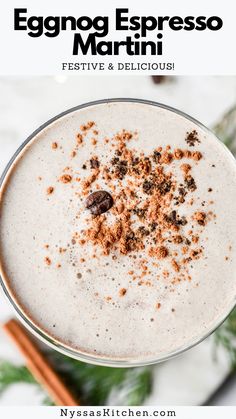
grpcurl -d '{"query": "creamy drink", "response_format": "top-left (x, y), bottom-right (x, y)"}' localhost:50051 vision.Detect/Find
top-left (0, 100), bottom-right (236, 365)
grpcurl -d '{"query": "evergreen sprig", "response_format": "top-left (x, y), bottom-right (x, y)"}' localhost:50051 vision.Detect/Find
top-left (0, 361), bottom-right (36, 393)
top-left (212, 106), bottom-right (236, 369)
top-left (47, 352), bottom-right (153, 405)
top-left (0, 354), bottom-right (152, 406)
top-left (214, 309), bottom-right (236, 370)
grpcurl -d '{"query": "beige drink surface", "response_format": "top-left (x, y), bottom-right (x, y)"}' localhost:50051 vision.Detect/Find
top-left (1, 101), bottom-right (236, 362)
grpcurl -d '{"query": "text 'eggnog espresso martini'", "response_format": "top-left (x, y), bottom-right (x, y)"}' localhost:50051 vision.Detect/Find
top-left (0, 100), bottom-right (236, 365)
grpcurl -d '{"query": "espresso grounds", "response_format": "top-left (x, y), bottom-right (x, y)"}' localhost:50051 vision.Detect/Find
top-left (53, 125), bottom-right (213, 291)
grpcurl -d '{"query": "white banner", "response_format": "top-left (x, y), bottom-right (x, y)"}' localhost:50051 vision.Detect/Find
top-left (0, 406), bottom-right (236, 419)
top-left (0, 0), bottom-right (235, 75)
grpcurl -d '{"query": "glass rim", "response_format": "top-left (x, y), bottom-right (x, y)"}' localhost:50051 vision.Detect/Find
top-left (0, 97), bottom-right (236, 368)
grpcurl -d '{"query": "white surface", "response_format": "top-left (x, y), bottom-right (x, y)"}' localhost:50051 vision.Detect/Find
top-left (0, 75), bottom-right (236, 405)
top-left (1, 406), bottom-right (236, 419)
top-left (1, 0), bottom-right (236, 75)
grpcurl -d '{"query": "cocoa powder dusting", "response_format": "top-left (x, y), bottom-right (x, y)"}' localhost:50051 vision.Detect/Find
top-left (193, 211), bottom-right (207, 226)
top-left (185, 130), bottom-right (201, 147)
top-left (49, 124), bottom-right (215, 293)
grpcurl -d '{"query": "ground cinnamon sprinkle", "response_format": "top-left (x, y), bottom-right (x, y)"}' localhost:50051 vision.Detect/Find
top-left (60, 174), bottom-right (72, 183)
top-left (174, 149), bottom-right (184, 160)
top-left (192, 151), bottom-right (202, 161)
top-left (115, 201), bottom-right (125, 215)
top-left (81, 171), bottom-right (99, 192)
top-left (160, 151), bottom-right (173, 164)
top-left (47, 124), bottom-right (215, 288)
top-left (59, 247), bottom-right (67, 253)
top-left (171, 259), bottom-right (180, 272)
top-left (181, 246), bottom-right (189, 255)
top-left (190, 249), bottom-right (202, 260)
top-left (193, 211), bottom-right (206, 226)
top-left (173, 235), bottom-right (183, 244)
top-left (76, 134), bottom-right (83, 145)
top-left (44, 257), bottom-right (51, 266)
top-left (162, 270), bottom-right (170, 278)
top-left (115, 129), bottom-right (133, 142)
top-left (183, 150), bottom-right (192, 158)
top-left (180, 163), bottom-right (191, 175)
top-left (119, 288), bottom-right (127, 297)
top-left (80, 121), bottom-right (95, 131)
top-left (51, 142), bottom-right (58, 150)
top-left (191, 235), bottom-right (199, 243)
top-left (46, 186), bottom-right (54, 195)
top-left (149, 246), bottom-right (169, 259)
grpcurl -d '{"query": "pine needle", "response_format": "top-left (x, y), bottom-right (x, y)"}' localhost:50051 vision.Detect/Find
top-left (47, 352), bottom-right (153, 405)
top-left (0, 354), bottom-right (152, 405)
top-left (214, 309), bottom-right (236, 370)
top-left (0, 361), bottom-right (36, 393)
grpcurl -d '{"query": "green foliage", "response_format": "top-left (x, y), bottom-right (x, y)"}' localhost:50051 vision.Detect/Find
top-left (214, 308), bottom-right (236, 370)
top-left (0, 353), bottom-right (152, 406)
top-left (0, 361), bottom-right (36, 393)
top-left (212, 110), bottom-right (236, 370)
top-left (213, 105), bottom-right (236, 155)
top-left (119, 367), bottom-right (153, 405)
top-left (47, 352), bottom-right (153, 405)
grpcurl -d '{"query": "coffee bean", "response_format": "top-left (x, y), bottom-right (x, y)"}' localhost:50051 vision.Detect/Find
top-left (151, 76), bottom-right (166, 84)
top-left (85, 190), bottom-right (113, 215)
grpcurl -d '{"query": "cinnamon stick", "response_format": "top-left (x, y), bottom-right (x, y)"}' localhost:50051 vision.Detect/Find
top-left (2, 318), bottom-right (79, 406)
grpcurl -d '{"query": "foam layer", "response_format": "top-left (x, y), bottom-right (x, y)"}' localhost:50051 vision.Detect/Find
top-left (1, 101), bottom-right (236, 363)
